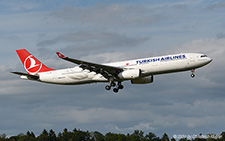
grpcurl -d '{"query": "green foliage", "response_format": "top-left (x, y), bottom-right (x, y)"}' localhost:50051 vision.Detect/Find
top-left (161, 133), bottom-right (170, 141)
top-left (145, 132), bottom-right (159, 141)
top-left (0, 129), bottom-right (224, 141)
top-left (93, 131), bottom-right (105, 141)
top-left (105, 132), bottom-right (127, 141)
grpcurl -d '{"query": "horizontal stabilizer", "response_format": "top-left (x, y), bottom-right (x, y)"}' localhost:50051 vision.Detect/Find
top-left (11, 72), bottom-right (39, 80)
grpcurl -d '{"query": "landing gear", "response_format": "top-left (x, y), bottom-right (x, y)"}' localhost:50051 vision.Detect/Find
top-left (191, 69), bottom-right (195, 78)
top-left (117, 82), bottom-right (124, 90)
top-left (105, 81), bottom-right (124, 93)
top-left (105, 81), bottom-right (116, 91)
top-left (118, 84), bottom-right (124, 89)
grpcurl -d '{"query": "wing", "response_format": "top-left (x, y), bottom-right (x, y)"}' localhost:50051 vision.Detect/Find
top-left (56, 52), bottom-right (123, 81)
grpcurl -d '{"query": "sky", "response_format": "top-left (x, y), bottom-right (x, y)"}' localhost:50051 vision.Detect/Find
top-left (1, 0), bottom-right (225, 138)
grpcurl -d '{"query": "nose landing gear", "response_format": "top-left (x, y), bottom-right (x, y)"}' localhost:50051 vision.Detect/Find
top-left (191, 69), bottom-right (195, 78)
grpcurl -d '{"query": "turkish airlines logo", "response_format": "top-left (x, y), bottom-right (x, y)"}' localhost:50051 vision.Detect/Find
top-left (24, 55), bottom-right (42, 74)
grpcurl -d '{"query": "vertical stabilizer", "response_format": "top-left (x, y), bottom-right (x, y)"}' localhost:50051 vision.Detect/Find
top-left (16, 49), bottom-right (55, 74)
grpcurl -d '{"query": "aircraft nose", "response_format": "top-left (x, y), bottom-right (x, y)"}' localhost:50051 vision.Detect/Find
top-left (206, 57), bottom-right (212, 64)
top-left (208, 57), bottom-right (212, 63)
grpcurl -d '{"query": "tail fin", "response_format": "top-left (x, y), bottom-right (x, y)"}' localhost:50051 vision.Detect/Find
top-left (16, 49), bottom-right (55, 74)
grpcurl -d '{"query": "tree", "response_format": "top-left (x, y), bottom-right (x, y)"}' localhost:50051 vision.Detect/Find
top-left (93, 131), bottom-right (105, 141)
top-left (62, 128), bottom-right (72, 140)
top-left (37, 129), bottom-right (49, 141)
top-left (0, 134), bottom-right (6, 140)
top-left (146, 132), bottom-right (159, 141)
top-left (30, 131), bottom-right (36, 138)
top-left (117, 133), bottom-right (127, 141)
top-left (2, 128), bottom-right (225, 141)
top-left (49, 129), bottom-right (57, 141)
top-left (130, 130), bottom-right (145, 141)
top-left (194, 133), bottom-right (207, 141)
top-left (72, 130), bottom-right (90, 141)
top-left (161, 133), bottom-right (169, 141)
top-left (73, 128), bottom-right (77, 133)
top-left (63, 128), bottom-right (68, 133)
top-left (221, 132), bottom-right (225, 140)
top-left (57, 132), bottom-right (63, 140)
top-left (105, 132), bottom-right (119, 141)
top-left (179, 138), bottom-right (190, 141)
top-left (23, 131), bottom-right (36, 141)
top-left (171, 137), bottom-right (176, 141)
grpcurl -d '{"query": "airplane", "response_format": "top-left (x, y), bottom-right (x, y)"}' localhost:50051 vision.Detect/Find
top-left (12, 49), bottom-right (212, 93)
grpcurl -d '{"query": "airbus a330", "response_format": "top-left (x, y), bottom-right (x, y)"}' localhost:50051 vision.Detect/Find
top-left (12, 49), bottom-right (212, 93)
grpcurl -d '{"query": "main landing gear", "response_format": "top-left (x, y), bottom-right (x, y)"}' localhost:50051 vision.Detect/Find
top-left (105, 81), bottom-right (124, 93)
top-left (191, 69), bottom-right (195, 78)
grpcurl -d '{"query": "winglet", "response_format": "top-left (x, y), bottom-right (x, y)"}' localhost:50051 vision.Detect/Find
top-left (56, 52), bottom-right (66, 58)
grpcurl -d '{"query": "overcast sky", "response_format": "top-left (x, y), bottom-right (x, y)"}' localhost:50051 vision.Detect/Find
top-left (1, 0), bottom-right (225, 138)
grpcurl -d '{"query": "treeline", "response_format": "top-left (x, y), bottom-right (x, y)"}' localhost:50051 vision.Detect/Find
top-left (0, 128), bottom-right (224, 141)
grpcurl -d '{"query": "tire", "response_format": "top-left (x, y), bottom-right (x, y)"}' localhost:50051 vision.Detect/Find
top-left (113, 88), bottom-right (119, 93)
top-left (105, 85), bottom-right (111, 90)
top-left (111, 82), bottom-right (116, 87)
top-left (118, 85), bottom-right (124, 89)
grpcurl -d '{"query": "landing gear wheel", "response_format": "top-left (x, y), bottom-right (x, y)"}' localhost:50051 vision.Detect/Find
top-left (118, 85), bottom-right (124, 89)
top-left (191, 74), bottom-right (195, 78)
top-left (110, 82), bottom-right (116, 87)
top-left (191, 69), bottom-right (195, 78)
top-left (113, 88), bottom-right (119, 93)
top-left (105, 85), bottom-right (111, 90)
top-left (105, 81), bottom-right (124, 92)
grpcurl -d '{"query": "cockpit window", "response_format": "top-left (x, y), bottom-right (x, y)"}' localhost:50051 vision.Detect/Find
top-left (201, 55), bottom-right (207, 57)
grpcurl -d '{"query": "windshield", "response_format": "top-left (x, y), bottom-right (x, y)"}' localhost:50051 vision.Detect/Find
top-left (201, 55), bottom-right (207, 57)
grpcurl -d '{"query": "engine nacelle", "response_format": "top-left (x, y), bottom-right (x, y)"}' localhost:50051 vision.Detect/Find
top-left (131, 75), bottom-right (154, 84)
top-left (118, 69), bottom-right (141, 80)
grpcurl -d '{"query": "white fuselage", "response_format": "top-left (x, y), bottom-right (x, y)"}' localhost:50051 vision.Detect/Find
top-left (31, 53), bottom-right (212, 85)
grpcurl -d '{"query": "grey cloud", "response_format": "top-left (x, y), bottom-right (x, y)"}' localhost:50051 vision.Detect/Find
top-left (108, 122), bottom-right (154, 133)
top-left (216, 32), bottom-right (225, 39)
top-left (206, 1), bottom-right (225, 10)
top-left (0, 1), bottom-right (40, 12)
top-left (170, 38), bottom-right (225, 99)
top-left (8, 35), bottom-right (19, 40)
top-left (38, 31), bottom-right (149, 47)
top-left (37, 31), bottom-right (150, 63)
top-left (50, 4), bottom-right (165, 27)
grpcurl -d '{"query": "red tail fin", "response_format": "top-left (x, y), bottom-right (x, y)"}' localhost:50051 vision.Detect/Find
top-left (16, 49), bottom-right (55, 74)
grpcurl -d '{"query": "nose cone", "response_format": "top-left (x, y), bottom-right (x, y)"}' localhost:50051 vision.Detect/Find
top-left (194, 54), bottom-right (212, 68)
top-left (207, 57), bottom-right (213, 64)
top-left (202, 57), bottom-right (212, 66)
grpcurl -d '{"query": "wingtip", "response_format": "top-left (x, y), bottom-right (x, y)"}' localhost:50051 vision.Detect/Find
top-left (56, 52), bottom-right (66, 58)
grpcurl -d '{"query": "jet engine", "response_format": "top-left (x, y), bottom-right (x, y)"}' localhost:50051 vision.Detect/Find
top-left (118, 69), bottom-right (141, 80)
top-left (131, 75), bottom-right (153, 84)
